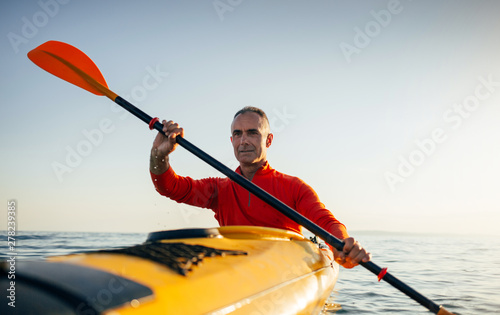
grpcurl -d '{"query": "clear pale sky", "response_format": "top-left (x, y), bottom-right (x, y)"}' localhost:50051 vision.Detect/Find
top-left (1, 0), bottom-right (499, 236)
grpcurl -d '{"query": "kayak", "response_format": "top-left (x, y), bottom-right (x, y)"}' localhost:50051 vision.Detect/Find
top-left (2, 226), bottom-right (339, 315)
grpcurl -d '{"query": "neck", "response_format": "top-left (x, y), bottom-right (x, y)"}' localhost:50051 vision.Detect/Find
top-left (240, 160), bottom-right (266, 180)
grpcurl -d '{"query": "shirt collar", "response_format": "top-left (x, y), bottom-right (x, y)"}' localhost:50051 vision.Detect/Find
top-left (235, 161), bottom-right (273, 176)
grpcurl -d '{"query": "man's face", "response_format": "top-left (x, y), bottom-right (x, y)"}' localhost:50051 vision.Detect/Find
top-left (231, 112), bottom-right (272, 167)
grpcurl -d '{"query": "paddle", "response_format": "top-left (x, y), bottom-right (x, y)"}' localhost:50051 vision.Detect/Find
top-left (28, 40), bottom-right (454, 315)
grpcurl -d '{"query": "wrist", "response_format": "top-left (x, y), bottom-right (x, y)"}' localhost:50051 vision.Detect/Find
top-left (150, 149), bottom-right (169, 175)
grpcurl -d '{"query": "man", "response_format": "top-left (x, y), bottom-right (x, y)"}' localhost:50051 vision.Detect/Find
top-left (150, 106), bottom-right (371, 268)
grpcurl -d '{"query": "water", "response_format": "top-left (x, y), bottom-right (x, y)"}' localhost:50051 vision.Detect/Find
top-left (328, 232), bottom-right (500, 315)
top-left (1, 231), bottom-right (499, 314)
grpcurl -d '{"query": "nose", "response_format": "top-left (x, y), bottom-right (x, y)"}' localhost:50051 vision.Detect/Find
top-left (239, 133), bottom-right (249, 145)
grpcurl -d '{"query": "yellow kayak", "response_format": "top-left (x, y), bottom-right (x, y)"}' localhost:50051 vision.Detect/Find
top-left (3, 226), bottom-right (339, 314)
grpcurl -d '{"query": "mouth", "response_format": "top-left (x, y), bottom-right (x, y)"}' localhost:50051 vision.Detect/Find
top-left (238, 149), bottom-right (255, 154)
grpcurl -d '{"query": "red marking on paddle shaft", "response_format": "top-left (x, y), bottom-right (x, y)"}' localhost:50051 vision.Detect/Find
top-left (149, 117), bottom-right (160, 130)
top-left (378, 267), bottom-right (388, 281)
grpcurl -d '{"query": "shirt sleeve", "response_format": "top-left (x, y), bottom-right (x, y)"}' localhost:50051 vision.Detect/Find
top-left (150, 167), bottom-right (218, 209)
top-left (294, 179), bottom-right (349, 240)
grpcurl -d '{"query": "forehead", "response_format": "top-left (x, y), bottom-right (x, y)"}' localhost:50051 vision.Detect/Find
top-left (231, 112), bottom-right (266, 131)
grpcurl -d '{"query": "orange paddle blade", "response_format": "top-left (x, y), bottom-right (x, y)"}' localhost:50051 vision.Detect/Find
top-left (28, 41), bottom-right (114, 98)
top-left (437, 307), bottom-right (456, 315)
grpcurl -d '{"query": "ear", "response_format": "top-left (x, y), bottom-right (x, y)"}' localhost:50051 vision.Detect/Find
top-left (230, 136), bottom-right (233, 143)
top-left (266, 133), bottom-right (273, 148)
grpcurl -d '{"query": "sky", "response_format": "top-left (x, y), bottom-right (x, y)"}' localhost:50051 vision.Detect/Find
top-left (1, 0), bottom-right (499, 236)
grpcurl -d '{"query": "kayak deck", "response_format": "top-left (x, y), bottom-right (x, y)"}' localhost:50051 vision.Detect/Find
top-left (4, 226), bottom-right (339, 314)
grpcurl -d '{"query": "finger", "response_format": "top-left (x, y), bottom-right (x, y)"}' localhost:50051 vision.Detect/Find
top-left (342, 237), bottom-right (355, 253)
top-left (169, 127), bottom-right (185, 140)
top-left (362, 251), bottom-right (372, 263)
top-left (164, 120), bottom-right (174, 135)
top-left (161, 120), bottom-right (169, 134)
top-left (338, 238), bottom-right (372, 268)
top-left (164, 121), bottom-right (183, 136)
top-left (348, 245), bottom-right (372, 266)
top-left (160, 121), bottom-right (180, 141)
top-left (164, 120), bottom-right (179, 132)
top-left (167, 127), bottom-right (183, 140)
top-left (341, 241), bottom-right (361, 266)
top-left (350, 248), bottom-right (367, 265)
top-left (166, 121), bottom-right (177, 131)
top-left (346, 241), bottom-right (362, 260)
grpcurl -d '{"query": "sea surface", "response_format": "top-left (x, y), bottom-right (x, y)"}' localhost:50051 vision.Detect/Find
top-left (1, 230), bottom-right (499, 314)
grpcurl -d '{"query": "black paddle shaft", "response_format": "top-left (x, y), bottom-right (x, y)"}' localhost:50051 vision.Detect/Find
top-left (114, 95), bottom-right (443, 314)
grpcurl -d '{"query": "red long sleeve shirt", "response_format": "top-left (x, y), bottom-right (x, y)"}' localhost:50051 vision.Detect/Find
top-left (151, 161), bottom-right (348, 240)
